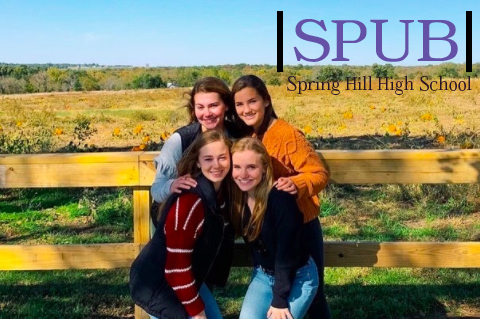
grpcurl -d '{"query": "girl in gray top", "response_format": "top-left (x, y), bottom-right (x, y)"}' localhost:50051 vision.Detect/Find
top-left (151, 77), bottom-right (244, 203)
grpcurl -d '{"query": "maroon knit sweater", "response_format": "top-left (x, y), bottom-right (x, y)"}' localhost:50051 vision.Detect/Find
top-left (164, 193), bottom-right (205, 316)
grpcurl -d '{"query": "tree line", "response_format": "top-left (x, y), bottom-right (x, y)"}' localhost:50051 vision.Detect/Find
top-left (0, 62), bottom-right (479, 94)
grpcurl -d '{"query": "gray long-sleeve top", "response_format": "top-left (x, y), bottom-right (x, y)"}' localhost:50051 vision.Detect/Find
top-left (151, 132), bottom-right (183, 203)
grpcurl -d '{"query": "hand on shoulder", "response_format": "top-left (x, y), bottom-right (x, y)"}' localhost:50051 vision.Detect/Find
top-left (170, 174), bottom-right (197, 194)
top-left (275, 177), bottom-right (298, 195)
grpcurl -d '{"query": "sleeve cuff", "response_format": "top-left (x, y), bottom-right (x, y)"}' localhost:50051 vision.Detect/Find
top-left (151, 179), bottom-right (174, 203)
top-left (185, 297), bottom-right (205, 317)
top-left (290, 175), bottom-right (308, 198)
top-left (162, 179), bottom-right (175, 201)
top-left (271, 294), bottom-right (289, 309)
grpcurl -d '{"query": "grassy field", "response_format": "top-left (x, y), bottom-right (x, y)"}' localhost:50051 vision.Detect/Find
top-left (1, 184), bottom-right (479, 318)
top-left (2, 267), bottom-right (479, 318)
top-left (1, 79), bottom-right (479, 152)
top-left (1, 81), bottom-right (480, 318)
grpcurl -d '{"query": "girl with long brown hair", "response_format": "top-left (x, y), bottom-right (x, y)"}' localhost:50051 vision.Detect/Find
top-left (131, 130), bottom-right (233, 319)
top-left (151, 77), bottom-right (242, 205)
top-left (232, 75), bottom-right (331, 318)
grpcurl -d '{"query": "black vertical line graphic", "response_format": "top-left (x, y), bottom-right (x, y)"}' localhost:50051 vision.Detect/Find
top-left (277, 11), bottom-right (284, 72)
top-left (466, 11), bottom-right (472, 72)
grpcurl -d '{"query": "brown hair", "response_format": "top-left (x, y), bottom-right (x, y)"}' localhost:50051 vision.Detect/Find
top-left (184, 77), bottom-right (235, 124)
top-left (177, 130), bottom-right (232, 178)
top-left (156, 130), bottom-right (233, 223)
top-left (230, 137), bottom-right (274, 241)
top-left (231, 75), bottom-right (278, 137)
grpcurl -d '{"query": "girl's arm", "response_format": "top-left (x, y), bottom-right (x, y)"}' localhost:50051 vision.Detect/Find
top-left (286, 129), bottom-right (330, 199)
top-left (164, 193), bottom-right (205, 317)
top-left (151, 133), bottom-right (182, 202)
top-left (270, 190), bottom-right (304, 309)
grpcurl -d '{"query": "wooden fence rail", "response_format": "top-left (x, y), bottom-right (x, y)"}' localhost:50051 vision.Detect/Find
top-left (1, 149), bottom-right (480, 318)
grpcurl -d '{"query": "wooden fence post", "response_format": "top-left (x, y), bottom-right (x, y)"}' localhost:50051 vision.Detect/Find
top-left (133, 186), bottom-right (151, 319)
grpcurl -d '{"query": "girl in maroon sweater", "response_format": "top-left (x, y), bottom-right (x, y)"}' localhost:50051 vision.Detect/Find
top-left (130, 130), bottom-right (233, 319)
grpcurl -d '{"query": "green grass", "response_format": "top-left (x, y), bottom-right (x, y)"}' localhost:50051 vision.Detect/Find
top-left (0, 269), bottom-right (132, 319)
top-left (0, 188), bottom-right (133, 245)
top-left (320, 184), bottom-right (480, 242)
top-left (1, 185), bottom-right (480, 318)
top-left (324, 268), bottom-right (480, 319)
top-left (1, 268), bottom-right (479, 319)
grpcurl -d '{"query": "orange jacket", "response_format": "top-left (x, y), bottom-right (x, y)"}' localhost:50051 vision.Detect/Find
top-left (261, 119), bottom-right (330, 222)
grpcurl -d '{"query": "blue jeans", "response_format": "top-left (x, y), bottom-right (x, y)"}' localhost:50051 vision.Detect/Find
top-left (240, 257), bottom-right (319, 319)
top-left (149, 283), bottom-right (222, 319)
top-left (304, 218), bottom-right (331, 318)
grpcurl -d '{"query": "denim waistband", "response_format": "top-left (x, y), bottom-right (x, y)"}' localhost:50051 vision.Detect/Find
top-left (256, 257), bottom-right (313, 277)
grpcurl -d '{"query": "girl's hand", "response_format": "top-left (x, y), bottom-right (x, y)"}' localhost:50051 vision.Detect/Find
top-left (170, 174), bottom-right (197, 193)
top-left (191, 310), bottom-right (207, 319)
top-left (275, 177), bottom-right (297, 195)
top-left (267, 306), bottom-right (293, 319)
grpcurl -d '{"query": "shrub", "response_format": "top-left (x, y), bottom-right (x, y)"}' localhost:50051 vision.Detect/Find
top-left (0, 78), bottom-right (27, 94)
top-left (436, 63), bottom-right (459, 78)
top-left (130, 73), bottom-right (166, 89)
top-left (63, 116), bottom-right (98, 152)
top-left (0, 126), bottom-right (54, 154)
top-left (314, 65), bottom-right (358, 82)
top-left (372, 63), bottom-right (396, 78)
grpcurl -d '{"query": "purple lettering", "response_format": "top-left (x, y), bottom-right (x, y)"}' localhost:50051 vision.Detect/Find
top-left (371, 20), bottom-right (414, 62)
top-left (294, 19), bottom-right (330, 62)
top-left (331, 20), bottom-right (367, 61)
top-left (418, 20), bottom-right (458, 61)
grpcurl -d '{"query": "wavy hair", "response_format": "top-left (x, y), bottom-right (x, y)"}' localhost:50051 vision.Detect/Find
top-left (231, 137), bottom-right (274, 241)
top-left (184, 77), bottom-right (236, 124)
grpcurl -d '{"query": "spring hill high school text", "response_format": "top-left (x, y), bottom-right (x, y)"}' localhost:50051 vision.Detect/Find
top-left (286, 76), bottom-right (472, 95)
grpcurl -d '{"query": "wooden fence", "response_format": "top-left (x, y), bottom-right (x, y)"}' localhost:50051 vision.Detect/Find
top-left (1, 149), bottom-right (480, 318)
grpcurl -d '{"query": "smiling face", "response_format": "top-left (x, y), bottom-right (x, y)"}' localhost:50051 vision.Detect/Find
top-left (232, 149), bottom-right (264, 197)
top-left (194, 92), bottom-right (227, 131)
top-left (234, 87), bottom-right (269, 132)
top-left (197, 140), bottom-right (231, 190)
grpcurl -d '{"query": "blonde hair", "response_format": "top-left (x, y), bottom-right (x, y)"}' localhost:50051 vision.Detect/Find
top-left (231, 138), bottom-right (274, 241)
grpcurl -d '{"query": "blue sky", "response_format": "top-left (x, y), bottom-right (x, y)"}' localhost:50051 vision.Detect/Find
top-left (0, 0), bottom-right (478, 66)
